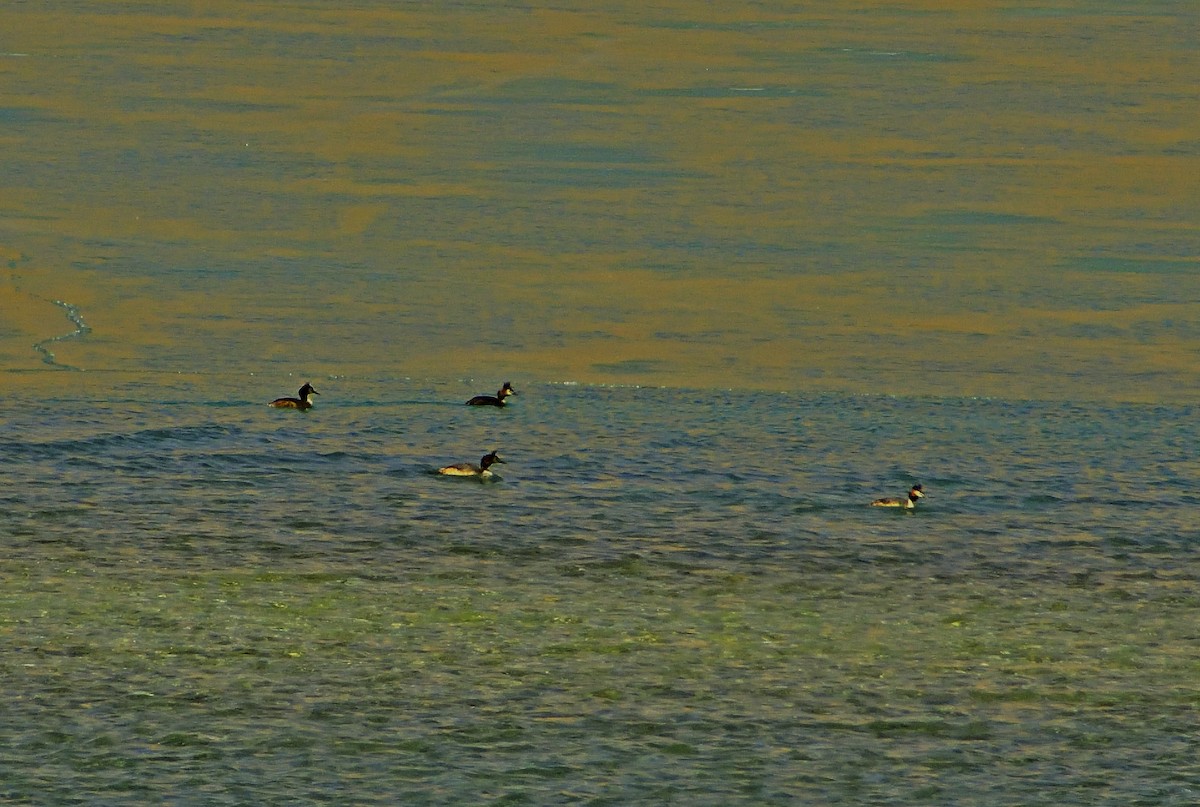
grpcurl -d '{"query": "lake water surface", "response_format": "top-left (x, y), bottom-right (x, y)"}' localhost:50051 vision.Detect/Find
top-left (2, 2), bottom-right (1199, 804)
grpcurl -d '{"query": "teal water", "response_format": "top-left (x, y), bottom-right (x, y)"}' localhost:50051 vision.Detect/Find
top-left (3, 1), bottom-right (1200, 803)
top-left (3, 381), bottom-right (1199, 803)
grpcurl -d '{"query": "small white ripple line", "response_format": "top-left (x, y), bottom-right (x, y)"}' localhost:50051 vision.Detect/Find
top-left (32, 298), bottom-right (91, 371)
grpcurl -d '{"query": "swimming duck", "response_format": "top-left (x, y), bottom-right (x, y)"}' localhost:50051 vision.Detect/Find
top-left (438, 451), bottom-right (505, 478)
top-left (269, 382), bottom-right (319, 410)
top-left (871, 484), bottom-right (924, 509)
top-left (466, 381), bottom-right (516, 407)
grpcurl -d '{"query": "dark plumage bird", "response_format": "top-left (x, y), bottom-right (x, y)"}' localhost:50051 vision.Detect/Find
top-left (871, 484), bottom-right (924, 509)
top-left (269, 382), bottom-right (319, 410)
top-left (438, 451), bottom-right (505, 478)
top-left (466, 381), bottom-right (516, 407)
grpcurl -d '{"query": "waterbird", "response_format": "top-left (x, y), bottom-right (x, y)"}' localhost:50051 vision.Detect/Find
top-left (871, 484), bottom-right (924, 509)
top-left (269, 382), bottom-right (319, 410)
top-left (466, 381), bottom-right (516, 407)
top-left (438, 451), bottom-right (505, 478)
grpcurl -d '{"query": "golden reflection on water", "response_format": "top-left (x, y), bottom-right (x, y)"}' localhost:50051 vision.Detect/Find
top-left (2, 2), bottom-right (1197, 400)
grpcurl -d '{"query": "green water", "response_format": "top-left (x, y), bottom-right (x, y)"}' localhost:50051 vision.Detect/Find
top-left (3, 0), bottom-right (1200, 802)
top-left (5, 549), bottom-right (1197, 804)
top-left (2, 384), bottom-right (1197, 804)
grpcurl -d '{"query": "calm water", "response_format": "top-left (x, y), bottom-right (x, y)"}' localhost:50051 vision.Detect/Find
top-left (3, 1), bottom-right (1199, 398)
top-left (3, 1), bottom-right (1200, 804)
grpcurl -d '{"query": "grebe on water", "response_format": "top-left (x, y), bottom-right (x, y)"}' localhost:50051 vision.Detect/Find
top-left (269, 383), bottom-right (319, 410)
top-left (438, 451), bottom-right (505, 478)
top-left (871, 484), bottom-right (924, 509)
top-left (466, 382), bottom-right (516, 407)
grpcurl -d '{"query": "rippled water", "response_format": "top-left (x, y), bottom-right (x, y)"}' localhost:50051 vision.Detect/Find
top-left (3, 379), bottom-right (1199, 803)
top-left (4, 0), bottom-right (1200, 803)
